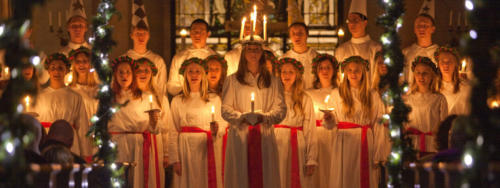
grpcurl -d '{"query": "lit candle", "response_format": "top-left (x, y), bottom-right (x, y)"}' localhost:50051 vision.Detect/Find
top-left (324, 95), bottom-right (330, 109)
top-left (48, 11), bottom-right (53, 27)
top-left (338, 28), bottom-right (344, 37)
top-left (25, 96), bottom-right (30, 112)
top-left (340, 72), bottom-right (345, 83)
top-left (251, 92), bottom-right (255, 113)
top-left (58, 11), bottom-right (61, 27)
top-left (461, 59), bottom-right (467, 73)
top-left (251, 5), bottom-right (257, 35)
top-left (180, 29), bottom-right (188, 37)
top-left (3, 67), bottom-right (9, 79)
top-left (211, 105), bottom-right (215, 122)
top-left (65, 74), bottom-right (73, 86)
top-left (149, 95), bottom-right (153, 110)
top-left (492, 101), bottom-right (499, 108)
top-left (449, 10), bottom-right (453, 26)
top-left (263, 15), bottom-right (267, 41)
top-left (240, 17), bottom-right (247, 40)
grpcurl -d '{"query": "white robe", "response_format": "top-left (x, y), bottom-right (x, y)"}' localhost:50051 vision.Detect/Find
top-left (275, 92), bottom-right (317, 188)
top-left (167, 46), bottom-right (217, 95)
top-left (325, 88), bottom-right (386, 188)
top-left (305, 87), bottom-right (335, 188)
top-left (402, 43), bottom-right (439, 85)
top-left (335, 35), bottom-right (382, 83)
top-left (108, 91), bottom-right (171, 188)
top-left (70, 84), bottom-right (98, 154)
top-left (168, 93), bottom-right (228, 188)
top-left (224, 44), bottom-right (275, 76)
top-left (221, 73), bottom-right (287, 188)
top-left (282, 48), bottom-right (318, 89)
top-left (124, 50), bottom-right (168, 97)
top-left (440, 80), bottom-right (471, 115)
top-left (33, 86), bottom-right (91, 157)
top-left (404, 92), bottom-right (448, 153)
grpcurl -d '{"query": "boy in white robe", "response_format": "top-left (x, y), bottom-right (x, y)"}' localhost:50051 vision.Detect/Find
top-left (168, 19), bottom-right (217, 95)
top-left (33, 53), bottom-right (92, 160)
top-left (282, 22), bottom-right (318, 89)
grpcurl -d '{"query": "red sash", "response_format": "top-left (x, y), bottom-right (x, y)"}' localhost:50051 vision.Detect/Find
top-left (181, 127), bottom-right (217, 188)
top-left (406, 127), bottom-right (433, 153)
top-left (316, 120), bottom-right (322, 127)
top-left (248, 125), bottom-right (263, 188)
top-left (274, 125), bottom-right (303, 188)
top-left (41, 122), bottom-right (52, 128)
top-left (222, 127), bottom-right (228, 183)
top-left (337, 122), bottom-right (370, 188)
top-left (109, 131), bottom-right (160, 188)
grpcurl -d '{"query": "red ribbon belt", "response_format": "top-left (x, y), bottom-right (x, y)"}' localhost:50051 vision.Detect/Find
top-left (41, 122), bottom-right (52, 128)
top-left (337, 122), bottom-right (371, 188)
top-left (181, 126), bottom-right (217, 188)
top-left (222, 127), bottom-right (229, 184)
top-left (274, 125), bottom-right (303, 188)
top-left (248, 125), bottom-right (263, 188)
top-left (109, 131), bottom-right (160, 188)
top-left (406, 127), bottom-right (433, 153)
top-left (316, 120), bottom-right (322, 127)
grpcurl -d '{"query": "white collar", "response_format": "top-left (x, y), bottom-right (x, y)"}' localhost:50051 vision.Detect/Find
top-left (351, 35), bottom-right (371, 44)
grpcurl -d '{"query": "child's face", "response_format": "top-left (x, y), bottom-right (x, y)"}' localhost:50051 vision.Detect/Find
top-left (115, 63), bottom-right (133, 89)
top-left (48, 60), bottom-right (68, 83)
top-left (345, 62), bottom-right (364, 86)
top-left (414, 64), bottom-right (434, 90)
top-left (130, 28), bottom-right (150, 47)
top-left (186, 63), bottom-right (203, 88)
top-left (207, 60), bottom-right (222, 87)
top-left (289, 25), bottom-right (307, 47)
top-left (135, 63), bottom-right (152, 89)
top-left (280, 63), bottom-right (298, 89)
top-left (22, 66), bottom-right (34, 80)
top-left (318, 60), bottom-right (334, 82)
top-left (438, 52), bottom-right (458, 77)
top-left (73, 53), bottom-right (91, 76)
top-left (377, 57), bottom-right (388, 76)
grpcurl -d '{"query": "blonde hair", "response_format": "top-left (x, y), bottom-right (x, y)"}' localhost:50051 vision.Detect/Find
top-left (437, 52), bottom-right (461, 94)
top-left (278, 66), bottom-right (305, 118)
top-left (371, 56), bottom-right (387, 94)
top-left (339, 61), bottom-right (373, 119)
top-left (182, 64), bottom-right (210, 102)
top-left (135, 64), bottom-right (163, 109)
top-left (410, 63), bottom-right (440, 94)
top-left (69, 53), bottom-right (97, 87)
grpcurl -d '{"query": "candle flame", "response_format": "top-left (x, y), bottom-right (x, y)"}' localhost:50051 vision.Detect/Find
top-left (149, 95), bottom-right (153, 103)
top-left (25, 96), bottom-right (30, 105)
top-left (65, 74), bottom-right (73, 86)
top-left (461, 59), bottom-right (467, 71)
top-left (251, 92), bottom-right (255, 101)
top-left (211, 105), bottom-right (215, 113)
top-left (180, 29), bottom-right (188, 37)
top-left (324, 95), bottom-right (330, 103)
top-left (251, 5), bottom-right (257, 33)
top-left (341, 73), bottom-right (345, 80)
top-left (338, 28), bottom-right (345, 37)
top-left (492, 101), bottom-right (499, 108)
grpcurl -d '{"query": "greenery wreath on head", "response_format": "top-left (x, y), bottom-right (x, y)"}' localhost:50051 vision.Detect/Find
top-left (111, 56), bottom-right (134, 71)
top-left (264, 50), bottom-right (279, 69)
top-left (434, 46), bottom-right (460, 63)
top-left (45, 53), bottom-right (71, 70)
top-left (277, 57), bottom-right (305, 74)
top-left (68, 47), bottom-right (91, 61)
top-left (341, 56), bottom-right (369, 71)
top-left (179, 57), bottom-right (204, 75)
top-left (202, 55), bottom-right (228, 71)
top-left (133, 57), bottom-right (158, 76)
top-left (412, 56), bottom-right (439, 74)
top-left (312, 53), bottom-right (338, 74)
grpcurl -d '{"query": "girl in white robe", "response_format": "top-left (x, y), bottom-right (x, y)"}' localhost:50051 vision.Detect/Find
top-left (203, 55), bottom-right (228, 95)
top-left (305, 54), bottom-right (339, 188)
top-left (109, 56), bottom-right (170, 188)
top-left (323, 56), bottom-right (386, 188)
top-left (68, 47), bottom-right (98, 156)
top-left (404, 56), bottom-right (448, 155)
top-left (435, 47), bottom-right (471, 115)
top-left (169, 58), bottom-right (228, 188)
top-left (275, 57), bottom-right (317, 188)
top-left (221, 42), bottom-right (287, 188)
top-left (32, 53), bottom-right (91, 159)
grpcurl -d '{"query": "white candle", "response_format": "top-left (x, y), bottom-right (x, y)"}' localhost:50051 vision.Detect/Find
top-left (65, 74), bottom-right (73, 86)
top-left (324, 95), bottom-right (330, 109)
top-left (240, 17), bottom-right (247, 40)
top-left (251, 92), bottom-right (255, 113)
top-left (48, 11), bottom-right (53, 27)
top-left (449, 10), bottom-right (453, 26)
top-left (338, 28), bottom-right (344, 37)
top-left (58, 11), bottom-right (61, 27)
top-left (25, 96), bottom-right (30, 112)
top-left (4, 67), bottom-right (9, 79)
top-left (340, 72), bottom-right (344, 83)
top-left (252, 5), bottom-right (257, 36)
top-left (211, 105), bottom-right (215, 122)
top-left (149, 95), bottom-right (153, 110)
top-left (263, 15), bottom-right (267, 41)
